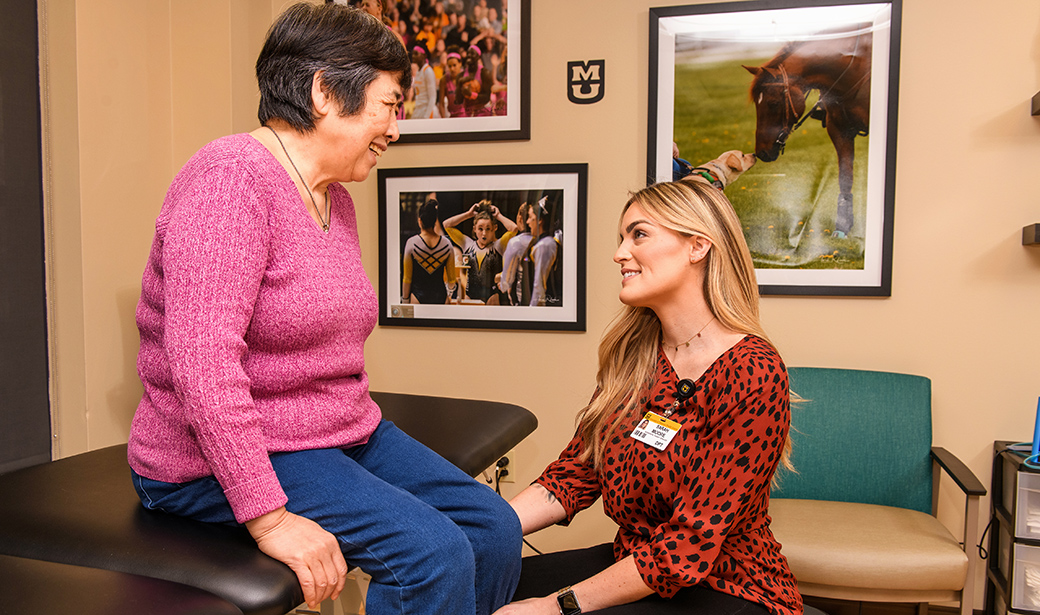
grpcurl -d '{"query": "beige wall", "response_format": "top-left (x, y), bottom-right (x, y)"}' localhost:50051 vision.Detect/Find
top-left (39, 0), bottom-right (1040, 605)
top-left (40, 0), bottom-right (284, 454)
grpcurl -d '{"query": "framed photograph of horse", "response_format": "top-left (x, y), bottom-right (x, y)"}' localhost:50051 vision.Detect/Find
top-left (396, 0), bottom-right (530, 144)
top-left (377, 163), bottom-right (587, 331)
top-left (648, 0), bottom-right (901, 296)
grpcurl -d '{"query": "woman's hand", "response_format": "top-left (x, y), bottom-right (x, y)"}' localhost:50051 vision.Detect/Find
top-left (245, 507), bottom-right (348, 609)
top-left (492, 595), bottom-right (558, 615)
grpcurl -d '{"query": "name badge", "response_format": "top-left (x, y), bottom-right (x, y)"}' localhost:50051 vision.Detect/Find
top-left (631, 412), bottom-right (681, 451)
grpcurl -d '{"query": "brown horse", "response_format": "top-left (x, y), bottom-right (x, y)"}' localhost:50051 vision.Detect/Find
top-left (743, 27), bottom-right (872, 238)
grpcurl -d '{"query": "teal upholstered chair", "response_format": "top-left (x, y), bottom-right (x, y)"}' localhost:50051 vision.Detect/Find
top-left (768, 368), bottom-right (986, 615)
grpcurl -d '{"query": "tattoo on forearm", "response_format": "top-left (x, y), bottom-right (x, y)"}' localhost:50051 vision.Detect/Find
top-left (536, 484), bottom-right (559, 505)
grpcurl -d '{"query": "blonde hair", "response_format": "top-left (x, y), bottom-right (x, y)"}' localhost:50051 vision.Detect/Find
top-left (576, 180), bottom-right (792, 472)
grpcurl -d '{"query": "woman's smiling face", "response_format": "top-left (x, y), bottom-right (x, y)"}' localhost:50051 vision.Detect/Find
top-left (614, 203), bottom-right (702, 311)
top-left (319, 71), bottom-right (403, 183)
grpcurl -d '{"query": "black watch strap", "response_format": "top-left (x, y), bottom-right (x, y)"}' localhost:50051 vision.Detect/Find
top-left (556, 587), bottom-right (582, 615)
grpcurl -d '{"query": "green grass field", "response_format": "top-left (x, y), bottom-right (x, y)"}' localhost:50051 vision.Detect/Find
top-left (673, 58), bottom-right (869, 270)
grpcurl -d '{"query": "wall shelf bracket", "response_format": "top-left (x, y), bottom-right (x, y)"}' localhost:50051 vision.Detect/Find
top-left (1024, 223), bottom-right (1040, 245)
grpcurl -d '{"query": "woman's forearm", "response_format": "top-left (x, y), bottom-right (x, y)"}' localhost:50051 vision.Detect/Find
top-left (442, 211), bottom-right (469, 228)
top-left (492, 555), bottom-right (655, 614)
top-left (509, 483), bottom-right (567, 535)
top-left (560, 556), bottom-right (655, 613)
top-left (496, 210), bottom-right (517, 233)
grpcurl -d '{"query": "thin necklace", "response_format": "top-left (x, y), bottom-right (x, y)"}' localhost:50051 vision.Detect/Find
top-left (667, 316), bottom-right (716, 353)
top-left (267, 126), bottom-right (329, 232)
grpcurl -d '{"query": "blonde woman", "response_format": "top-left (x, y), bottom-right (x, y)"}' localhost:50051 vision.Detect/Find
top-left (496, 180), bottom-right (802, 615)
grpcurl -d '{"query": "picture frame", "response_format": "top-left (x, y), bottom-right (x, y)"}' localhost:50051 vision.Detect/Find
top-left (396, 0), bottom-right (530, 143)
top-left (649, 0), bottom-right (901, 296)
top-left (378, 163), bottom-right (587, 331)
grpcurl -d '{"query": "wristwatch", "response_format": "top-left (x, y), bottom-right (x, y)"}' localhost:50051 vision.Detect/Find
top-left (556, 587), bottom-right (582, 615)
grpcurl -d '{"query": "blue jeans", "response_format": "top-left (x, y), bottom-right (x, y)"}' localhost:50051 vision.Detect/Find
top-left (131, 420), bottom-right (522, 615)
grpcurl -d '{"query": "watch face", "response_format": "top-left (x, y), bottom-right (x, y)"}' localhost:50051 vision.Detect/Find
top-left (557, 589), bottom-right (581, 615)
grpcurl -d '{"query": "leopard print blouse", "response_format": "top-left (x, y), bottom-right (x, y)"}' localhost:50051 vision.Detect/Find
top-left (535, 335), bottom-right (802, 615)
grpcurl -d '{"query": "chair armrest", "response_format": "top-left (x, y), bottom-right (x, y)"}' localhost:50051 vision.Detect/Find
top-left (931, 446), bottom-right (984, 615)
top-left (930, 446), bottom-right (986, 496)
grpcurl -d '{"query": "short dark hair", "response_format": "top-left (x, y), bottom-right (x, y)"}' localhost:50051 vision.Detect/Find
top-left (256, 2), bottom-right (411, 132)
top-left (418, 199), bottom-right (439, 230)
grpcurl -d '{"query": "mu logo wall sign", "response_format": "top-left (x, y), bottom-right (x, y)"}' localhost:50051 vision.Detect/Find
top-left (567, 60), bottom-right (605, 104)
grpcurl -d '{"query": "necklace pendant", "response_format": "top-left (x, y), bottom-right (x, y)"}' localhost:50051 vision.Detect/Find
top-left (322, 223), bottom-right (329, 233)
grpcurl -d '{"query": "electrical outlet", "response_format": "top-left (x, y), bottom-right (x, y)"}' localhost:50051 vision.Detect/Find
top-left (497, 450), bottom-right (515, 483)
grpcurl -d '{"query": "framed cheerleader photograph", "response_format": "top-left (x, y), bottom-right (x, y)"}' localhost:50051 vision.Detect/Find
top-left (395, 0), bottom-right (530, 143)
top-left (377, 164), bottom-right (587, 331)
top-left (649, 0), bottom-right (901, 296)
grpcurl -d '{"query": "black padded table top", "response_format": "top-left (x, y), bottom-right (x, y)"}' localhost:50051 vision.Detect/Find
top-left (373, 391), bottom-right (537, 478)
top-left (0, 391), bottom-right (536, 615)
top-left (0, 444), bottom-right (299, 615)
top-left (0, 554), bottom-right (243, 615)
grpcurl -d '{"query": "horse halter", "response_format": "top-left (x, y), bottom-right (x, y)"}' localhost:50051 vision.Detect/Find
top-left (759, 64), bottom-right (809, 155)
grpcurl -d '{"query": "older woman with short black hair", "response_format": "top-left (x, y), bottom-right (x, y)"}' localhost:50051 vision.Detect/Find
top-left (127, 4), bottom-right (521, 613)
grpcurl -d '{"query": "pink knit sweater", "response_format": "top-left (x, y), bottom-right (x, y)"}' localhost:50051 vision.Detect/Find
top-left (128, 134), bottom-right (381, 523)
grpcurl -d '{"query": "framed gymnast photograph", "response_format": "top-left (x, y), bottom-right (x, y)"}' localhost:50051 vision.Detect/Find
top-left (396, 0), bottom-right (530, 144)
top-left (377, 163), bottom-right (587, 331)
top-left (648, 0), bottom-right (901, 296)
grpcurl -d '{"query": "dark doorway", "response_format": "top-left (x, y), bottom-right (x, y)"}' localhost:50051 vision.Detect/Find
top-left (0, 0), bottom-right (52, 473)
